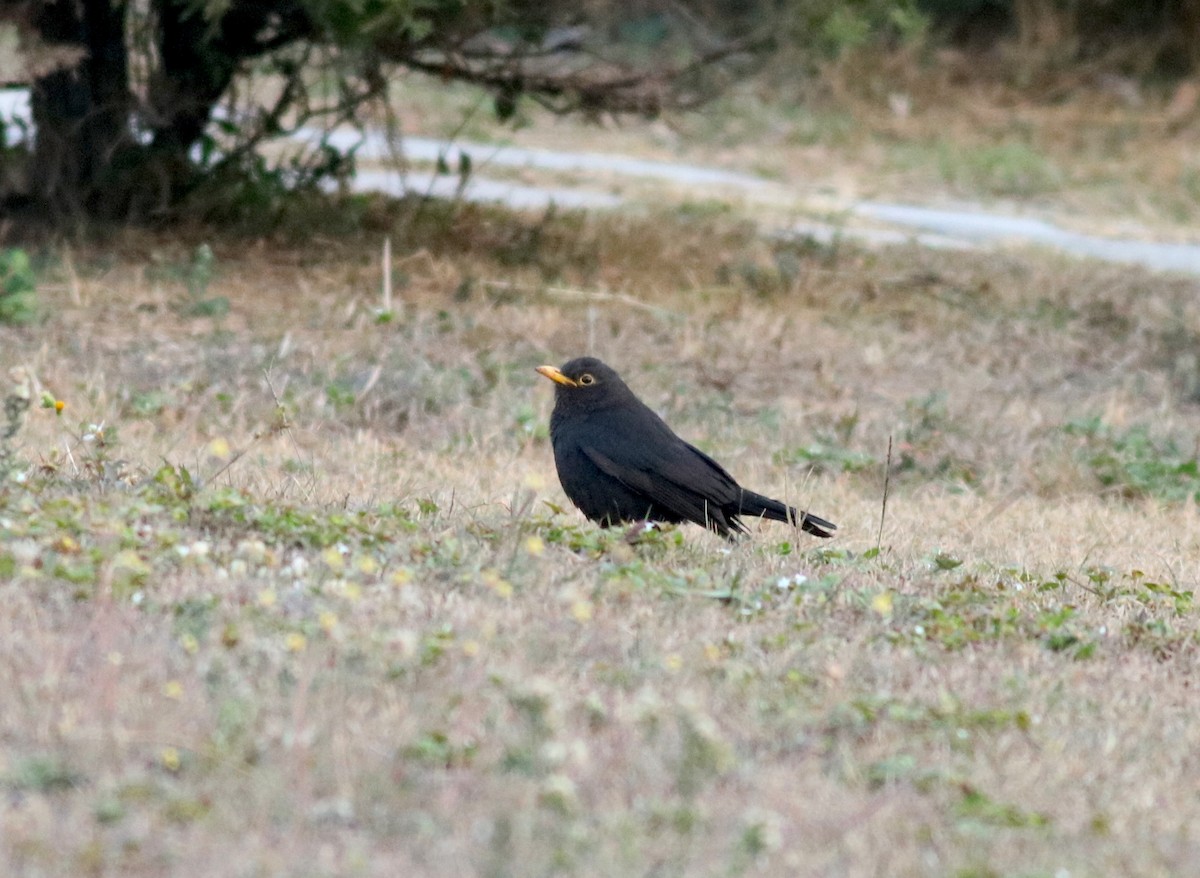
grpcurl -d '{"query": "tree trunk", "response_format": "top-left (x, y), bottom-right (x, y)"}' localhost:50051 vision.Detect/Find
top-left (150, 0), bottom-right (241, 153)
top-left (30, 0), bottom-right (134, 220)
top-left (24, 0), bottom-right (313, 222)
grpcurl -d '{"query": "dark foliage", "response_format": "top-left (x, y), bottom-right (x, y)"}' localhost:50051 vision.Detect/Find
top-left (3, 0), bottom-right (760, 225)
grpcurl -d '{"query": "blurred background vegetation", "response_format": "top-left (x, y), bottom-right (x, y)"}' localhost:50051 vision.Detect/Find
top-left (3, 0), bottom-right (1200, 228)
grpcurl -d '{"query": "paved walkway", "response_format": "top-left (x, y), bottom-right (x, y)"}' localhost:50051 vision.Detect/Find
top-left (317, 127), bottom-right (1200, 276)
top-left (6, 85), bottom-right (1199, 276)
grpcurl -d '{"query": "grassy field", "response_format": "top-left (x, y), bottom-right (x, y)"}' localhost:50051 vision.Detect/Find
top-left (3, 197), bottom-right (1200, 877)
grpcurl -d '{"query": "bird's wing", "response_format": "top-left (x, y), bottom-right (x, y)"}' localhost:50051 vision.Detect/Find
top-left (580, 439), bottom-right (741, 530)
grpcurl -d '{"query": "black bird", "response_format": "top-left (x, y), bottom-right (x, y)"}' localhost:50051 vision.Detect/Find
top-left (536, 357), bottom-right (836, 539)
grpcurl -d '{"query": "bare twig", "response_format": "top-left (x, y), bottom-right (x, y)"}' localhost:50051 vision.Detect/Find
top-left (381, 237), bottom-right (392, 313)
top-left (877, 435), bottom-right (893, 549)
top-left (263, 368), bottom-right (316, 503)
top-left (483, 279), bottom-right (676, 317)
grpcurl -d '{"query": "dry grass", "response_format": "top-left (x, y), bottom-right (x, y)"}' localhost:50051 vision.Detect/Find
top-left (3, 205), bottom-right (1200, 876)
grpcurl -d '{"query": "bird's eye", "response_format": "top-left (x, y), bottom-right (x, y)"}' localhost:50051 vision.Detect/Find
top-left (578, 373), bottom-right (596, 386)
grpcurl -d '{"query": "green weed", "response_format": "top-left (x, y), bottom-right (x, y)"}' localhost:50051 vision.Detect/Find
top-left (0, 371), bottom-right (31, 480)
top-left (1065, 417), bottom-right (1200, 502)
top-left (892, 392), bottom-right (978, 486)
top-left (0, 248), bottom-right (37, 325)
top-left (4, 755), bottom-right (83, 793)
top-left (776, 441), bottom-right (877, 475)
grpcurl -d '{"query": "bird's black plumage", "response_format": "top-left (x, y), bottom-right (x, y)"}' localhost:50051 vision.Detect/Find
top-left (535, 357), bottom-right (836, 539)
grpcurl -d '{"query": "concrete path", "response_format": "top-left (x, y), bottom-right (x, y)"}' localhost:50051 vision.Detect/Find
top-left (317, 128), bottom-right (1200, 276)
top-left (6, 86), bottom-right (1199, 276)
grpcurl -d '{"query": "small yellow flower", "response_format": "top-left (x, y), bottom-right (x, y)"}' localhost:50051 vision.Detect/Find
top-left (39, 392), bottom-right (64, 414)
top-left (524, 536), bottom-right (545, 557)
top-left (179, 633), bottom-right (199, 655)
top-left (321, 547), bottom-right (344, 571)
top-left (53, 535), bottom-right (79, 554)
top-left (663, 653), bottom-right (684, 672)
top-left (207, 437), bottom-right (231, 460)
top-left (258, 589), bottom-right (277, 608)
top-left (703, 644), bottom-right (722, 663)
top-left (356, 555), bottom-right (378, 575)
top-left (285, 632), bottom-right (307, 652)
top-left (481, 568), bottom-right (513, 598)
top-left (391, 567), bottom-right (413, 587)
top-left (462, 640), bottom-right (481, 657)
top-left (570, 600), bottom-right (593, 623)
top-left (871, 591), bottom-right (894, 618)
top-left (162, 680), bottom-right (184, 700)
top-left (160, 747), bottom-right (181, 772)
top-left (319, 611), bottom-right (338, 634)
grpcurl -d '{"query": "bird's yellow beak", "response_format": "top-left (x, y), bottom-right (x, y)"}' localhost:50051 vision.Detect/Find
top-left (536, 365), bottom-right (577, 387)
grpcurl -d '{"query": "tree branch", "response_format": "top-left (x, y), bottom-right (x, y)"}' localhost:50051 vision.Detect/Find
top-left (396, 35), bottom-right (765, 116)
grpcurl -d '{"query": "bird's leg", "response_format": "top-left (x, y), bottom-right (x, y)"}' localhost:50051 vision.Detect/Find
top-left (623, 520), bottom-right (659, 544)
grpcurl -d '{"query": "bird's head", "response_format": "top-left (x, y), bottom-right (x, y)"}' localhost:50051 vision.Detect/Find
top-left (535, 357), bottom-right (632, 411)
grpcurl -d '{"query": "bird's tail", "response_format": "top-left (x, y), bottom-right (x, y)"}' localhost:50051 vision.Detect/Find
top-left (738, 490), bottom-right (837, 538)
